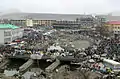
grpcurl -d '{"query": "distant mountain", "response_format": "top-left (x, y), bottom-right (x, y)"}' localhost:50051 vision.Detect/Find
top-left (0, 12), bottom-right (93, 20)
top-left (0, 9), bottom-right (21, 16)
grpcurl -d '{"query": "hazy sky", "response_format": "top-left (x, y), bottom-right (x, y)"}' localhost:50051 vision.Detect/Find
top-left (0, 0), bottom-right (120, 14)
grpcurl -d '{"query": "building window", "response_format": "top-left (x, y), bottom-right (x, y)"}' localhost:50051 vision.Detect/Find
top-left (4, 38), bottom-right (11, 43)
top-left (115, 26), bottom-right (116, 28)
top-left (4, 31), bottom-right (11, 36)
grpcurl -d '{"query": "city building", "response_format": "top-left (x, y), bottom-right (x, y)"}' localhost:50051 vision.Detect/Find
top-left (53, 20), bottom-right (81, 29)
top-left (53, 15), bottom-right (95, 29)
top-left (105, 21), bottom-right (120, 34)
top-left (0, 24), bottom-right (23, 44)
top-left (10, 19), bottom-right (26, 26)
top-left (95, 15), bottom-right (120, 27)
top-left (0, 13), bottom-right (95, 28)
top-left (32, 20), bottom-right (56, 26)
top-left (76, 15), bottom-right (95, 28)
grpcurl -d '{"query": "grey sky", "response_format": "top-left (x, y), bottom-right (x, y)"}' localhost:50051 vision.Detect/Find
top-left (0, 0), bottom-right (120, 14)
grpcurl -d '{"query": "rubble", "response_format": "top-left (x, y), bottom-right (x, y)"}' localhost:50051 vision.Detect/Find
top-left (0, 27), bottom-right (120, 79)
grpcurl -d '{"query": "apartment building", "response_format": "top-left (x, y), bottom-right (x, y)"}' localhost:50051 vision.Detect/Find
top-left (32, 20), bottom-right (56, 26)
top-left (0, 24), bottom-right (23, 44)
top-left (10, 19), bottom-right (26, 26)
top-left (105, 21), bottom-right (120, 34)
top-left (53, 20), bottom-right (81, 29)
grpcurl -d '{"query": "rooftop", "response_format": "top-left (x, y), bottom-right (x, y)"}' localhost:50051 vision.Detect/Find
top-left (0, 24), bottom-right (19, 29)
top-left (107, 21), bottom-right (120, 25)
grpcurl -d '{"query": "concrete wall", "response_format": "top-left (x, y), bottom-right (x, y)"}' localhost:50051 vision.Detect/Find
top-left (4, 29), bottom-right (12, 44)
top-left (0, 28), bottom-right (23, 44)
top-left (0, 29), bottom-right (4, 44)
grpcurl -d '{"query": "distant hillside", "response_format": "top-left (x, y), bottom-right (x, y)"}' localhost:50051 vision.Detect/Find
top-left (0, 13), bottom-right (93, 20)
top-left (0, 9), bottom-right (21, 16)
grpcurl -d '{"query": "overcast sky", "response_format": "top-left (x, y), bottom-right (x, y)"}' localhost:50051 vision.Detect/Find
top-left (0, 0), bottom-right (120, 14)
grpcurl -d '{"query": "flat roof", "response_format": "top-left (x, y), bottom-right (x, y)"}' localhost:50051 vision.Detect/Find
top-left (0, 24), bottom-right (19, 29)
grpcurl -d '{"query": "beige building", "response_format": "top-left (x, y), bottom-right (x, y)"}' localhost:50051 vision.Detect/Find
top-left (10, 19), bottom-right (56, 27)
top-left (26, 19), bottom-right (33, 27)
top-left (105, 21), bottom-right (120, 34)
top-left (33, 20), bottom-right (56, 26)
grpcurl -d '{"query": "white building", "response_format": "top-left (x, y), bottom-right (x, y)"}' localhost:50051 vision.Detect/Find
top-left (26, 19), bottom-right (33, 27)
top-left (0, 24), bottom-right (23, 44)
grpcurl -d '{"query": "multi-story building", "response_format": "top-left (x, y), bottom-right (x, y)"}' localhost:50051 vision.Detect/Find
top-left (10, 19), bottom-right (26, 26)
top-left (76, 15), bottom-right (95, 28)
top-left (32, 20), bottom-right (56, 26)
top-left (105, 21), bottom-right (120, 34)
top-left (53, 20), bottom-right (81, 29)
top-left (0, 24), bottom-right (23, 44)
top-left (8, 19), bottom-right (56, 27)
